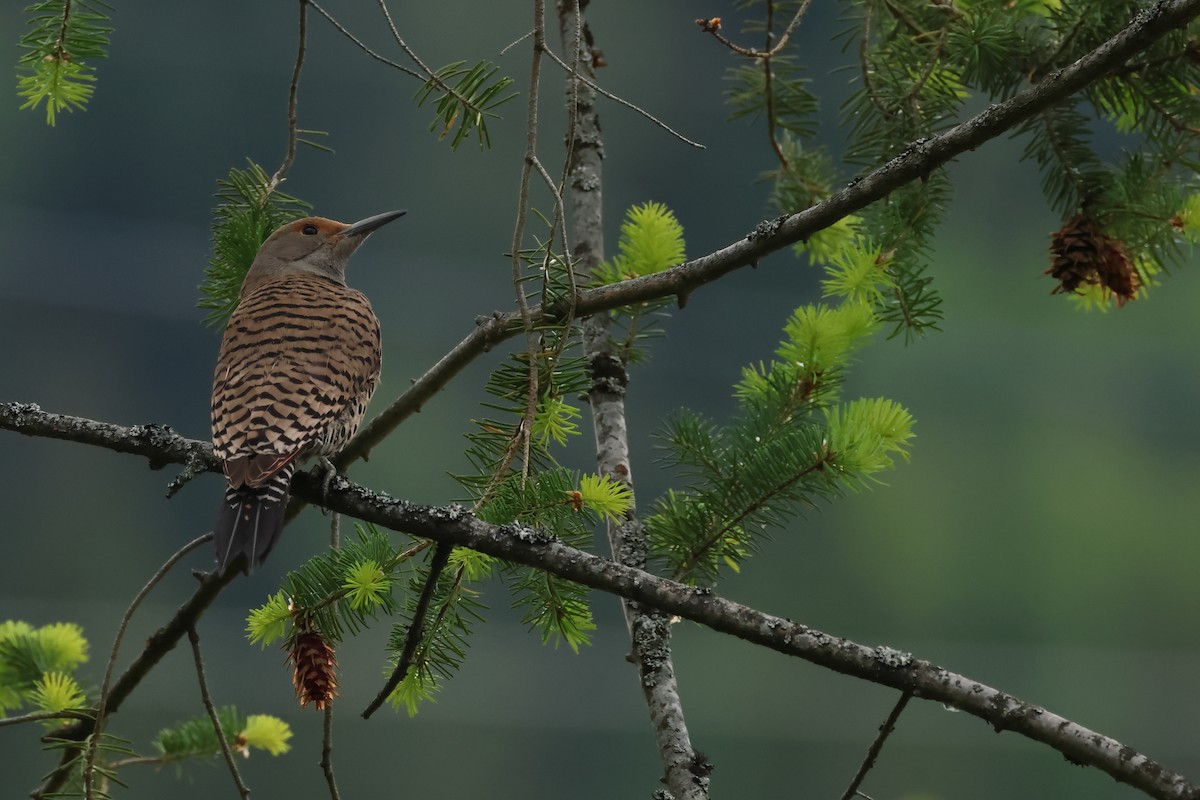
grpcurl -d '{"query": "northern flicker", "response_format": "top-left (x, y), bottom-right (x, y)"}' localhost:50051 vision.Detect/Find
top-left (210, 210), bottom-right (404, 575)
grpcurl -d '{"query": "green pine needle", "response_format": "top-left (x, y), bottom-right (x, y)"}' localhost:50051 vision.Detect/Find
top-left (415, 60), bottom-right (517, 151)
top-left (577, 473), bottom-right (634, 524)
top-left (197, 161), bottom-right (311, 328)
top-left (532, 396), bottom-right (582, 447)
top-left (823, 397), bottom-right (915, 477)
top-left (16, 0), bottom-right (112, 126)
top-left (388, 663), bottom-right (439, 717)
top-left (245, 591), bottom-right (292, 648)
top-left (29, 671), bottom-right (86, 715)
top-left (343, 559), bottom-right (392, 611)
top-left (650, 298), bottom-right (914, 584)
top-left (239, 714), bottom-right (294, 756)
top-left (0, 619), bottom-right (92, 714)
top-left (152, 706), bottom-right (243, 761)
top-left (820, 245), bottom-right (897, 307)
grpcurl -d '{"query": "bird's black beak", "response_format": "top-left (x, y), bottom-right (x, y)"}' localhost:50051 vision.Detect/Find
top-left (342, 210), bottom-right (407, 238)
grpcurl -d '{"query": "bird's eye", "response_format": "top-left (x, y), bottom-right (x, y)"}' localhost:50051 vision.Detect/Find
top-left (302, 223), bottom-right (319, 235)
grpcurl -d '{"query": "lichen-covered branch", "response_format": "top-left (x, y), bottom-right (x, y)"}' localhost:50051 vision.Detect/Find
top-left (558, 2), bottom-right (707, 797)
top-left (333, 0), bottom-right (1200, 471)
top-left (4, 402), bottom-right (1198, 800)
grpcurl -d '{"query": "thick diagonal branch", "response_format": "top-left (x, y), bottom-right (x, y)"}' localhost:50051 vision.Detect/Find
top-left (4, 403), bottom-right (1198, 800)
top-left (334, 0), bottom-right (1200, 470)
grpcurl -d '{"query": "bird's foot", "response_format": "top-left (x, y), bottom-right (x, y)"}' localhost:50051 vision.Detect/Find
top-left (317, 457), bottom-right (338, 507)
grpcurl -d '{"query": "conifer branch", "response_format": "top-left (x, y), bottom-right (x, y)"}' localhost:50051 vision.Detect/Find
top-left (361, 543), bottom-right (453, 718)
top-left (3, 402), bottom-right (1200, 800)
top-left (330, 0), bottom-right (1200, 475)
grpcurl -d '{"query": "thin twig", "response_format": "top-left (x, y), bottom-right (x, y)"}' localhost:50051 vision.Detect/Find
top-left (696, 0), bottom-right (813, 59)
top-left (0, 709), bottom-right (90, 728)
top-left (323, 483), bottom-right (343, 799)
top-left (82, 533), bottom-right (211, 799)
top-left (509, 0), bottom-right (548, 486)
top-left (321, 706), bottom-right (341, 800)
top-left (501, 28), bottom-right (535, 56)
top-left (268, 0), bottom-right (308, 192)
top-left (540, 46), bottom-right (704, 149)
top-left (839, 692), bottom-right (913, 800)
top-left (361, 542), bottom-right (452, 718)
top-left (187, 627), bottom-right (250, 800)
top-left (375, 0), bottom-right (436, 77)
top-left (762, 0), bottom-right (790, 169)
top-left (308, 0), bottom-right (418, 76)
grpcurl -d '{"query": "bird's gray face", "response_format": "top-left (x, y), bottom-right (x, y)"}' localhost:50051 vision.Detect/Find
top-left (266, 218), bottom-right (360, 276)
top-left (245, 211), bottom-right (405, 290)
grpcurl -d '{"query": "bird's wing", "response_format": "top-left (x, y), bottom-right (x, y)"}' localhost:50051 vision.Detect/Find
top-left (211, 276), bottom-right (381, 488)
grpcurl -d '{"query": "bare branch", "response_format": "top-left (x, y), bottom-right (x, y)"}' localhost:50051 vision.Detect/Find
top-left (375, 0), bottom-right (436, 78)
top-left (0, 710), bottom-right (90, 728)
top-left (539, 45), bottom-right (704, 149)
top-left (509, 0), bottom-right (549, 484)
top-left (8, 403), bottom-right (1199, 799)
top-left (696, 0), bottom-right (814, 59)
top-left (321, 706), bottom-right (341, 800)
top-left (267, 0), bottom-right (308, 192)
top-left (839, 692), bottom-right (913, 800)
top-left (308, 1), bottom-right (419, 77)
top-left (187, 627), bottom-right (250, 800)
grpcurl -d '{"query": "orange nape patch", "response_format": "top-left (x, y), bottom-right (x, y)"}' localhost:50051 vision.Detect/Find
top-left (283, 217), bottom-right (350, 237)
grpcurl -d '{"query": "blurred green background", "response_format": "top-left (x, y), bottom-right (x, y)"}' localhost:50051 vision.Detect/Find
top-left (3, 2), bottom-right (1199, 798)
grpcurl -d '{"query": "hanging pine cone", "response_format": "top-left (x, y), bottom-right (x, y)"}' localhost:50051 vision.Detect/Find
top-left (289, 630), bottom-right (339, 710)
top-left (1046, 213), bottom-right (1140, 306)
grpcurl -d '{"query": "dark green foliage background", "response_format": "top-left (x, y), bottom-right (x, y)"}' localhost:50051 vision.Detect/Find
top-left (2, 2), bottom-right (1199, 798)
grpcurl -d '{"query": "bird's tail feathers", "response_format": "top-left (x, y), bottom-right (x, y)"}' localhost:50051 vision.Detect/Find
top-left (214, 463), bottom-right (296, 575)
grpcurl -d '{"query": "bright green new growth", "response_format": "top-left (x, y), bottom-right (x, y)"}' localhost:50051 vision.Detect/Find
top-left (245, 527), bottom-right (401, 648)
top-left (599, 201), bottom-right (687, 281)
top-left (28, 671), bottom-right (86, 715)
top-left (532, 395), bottom-right (582, 447)
top-left (577, 473), bottom-right (635, 524)
top-left (196, 162), bottom-right (312, 328)
top-left (0, 619), bottom-right (89, 715)
top-left (648, 300), bottom-right (914, 586)
top-left (245, 592), bottom-right (292, 649)
top-left (2, 619), bottom-right (288, 790)
top-left (593, 202), bottom-right (687, 364)
top-left (152, 707), bottom-right (292, 761)
top-left (343, 559), bottom-right (393, 611)
top-left (16, 0), bottom-right (112, 126)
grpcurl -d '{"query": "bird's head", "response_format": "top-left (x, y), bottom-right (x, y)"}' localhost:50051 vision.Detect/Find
top-left (242, 210), bottom-right (406, 292)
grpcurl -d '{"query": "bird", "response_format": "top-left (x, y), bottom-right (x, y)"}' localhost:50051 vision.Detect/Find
top-left (210, 210), bottom-right (405, 575)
